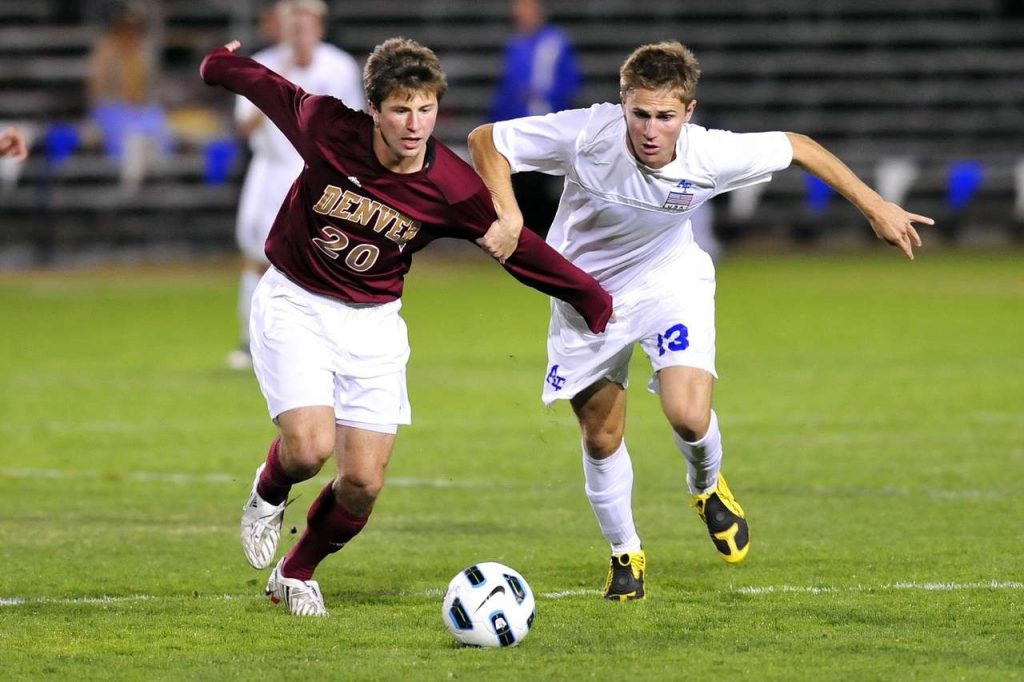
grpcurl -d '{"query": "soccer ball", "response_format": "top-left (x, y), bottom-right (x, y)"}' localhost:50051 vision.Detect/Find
top-left (441, 562), bottom-right (535, 647)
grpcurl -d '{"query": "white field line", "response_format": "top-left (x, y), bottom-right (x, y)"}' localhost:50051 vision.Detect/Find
top-left (734, 580), bottom-right (1024, 596)
top-left (796, 486), bottom-right (1003, 501)
top-left (0, 468), bottom-right (237, 485)
top-left (0, 594), bottom-right (260, 607)
top-left (0, 419), bottom-right (264, 434)
top-left (539, 589), bottom-right (603, 599)
top-left (0, 467), bottom-right (1007, 499)
top-left (0, 468), bottom-right (486, 489)
top-left (5, 582), bottom-right (1018, 608)
top-left (10, 411), bottom-right (1019, 433)
top-left (385, 587), bottom-right (606, 600)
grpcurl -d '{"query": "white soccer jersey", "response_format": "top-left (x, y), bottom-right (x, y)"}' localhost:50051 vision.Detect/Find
top-left (236, 42), bottom-right (365, 163)
top-left (492, 103), bottom-right (793, 295)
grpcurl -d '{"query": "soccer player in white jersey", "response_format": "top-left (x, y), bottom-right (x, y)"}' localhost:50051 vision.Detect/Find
top-left (468, 41), bottom-right (933, 600)
top-left (227, 0), bottom-right (365, 369)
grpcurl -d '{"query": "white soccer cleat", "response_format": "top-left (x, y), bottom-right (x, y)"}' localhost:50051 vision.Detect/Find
top-left (240, 463), bottom-right (286, 569)
top-left (266, 558), bottom-right (328, 617)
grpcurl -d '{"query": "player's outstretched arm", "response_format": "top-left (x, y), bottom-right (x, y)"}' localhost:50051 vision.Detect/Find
top-left (222, 41), bottom-right (263, 137)
top-left (502, 226), bottom-right (613, 333)
top-left (200, 40), bottom-right (330, 164)
top-left (468, 123), bottom-right (524, 264)
top-left (0, 125), bottom-right (28, 161)
top-left (786, 132), bottom-right (934, 260)
top-left (447, 181), bottom-right (611, 333)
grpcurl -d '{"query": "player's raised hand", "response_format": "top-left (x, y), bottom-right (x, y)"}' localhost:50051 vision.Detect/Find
top-left (224, 40), bottom-right (241, 52)
top-left (0, 125), bottom-right (28, 161)
top-left (477, 214), bottom-right (523, 264)
top-left (868, 200), bottom-right (934, 260)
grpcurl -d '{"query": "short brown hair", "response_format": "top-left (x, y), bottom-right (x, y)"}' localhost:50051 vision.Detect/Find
top-left (363, 38), bottom-right (448, 108)
top-left (276, 0), bottom-right (327, 18)
top-left (619, 41), bottom-right (701, 104)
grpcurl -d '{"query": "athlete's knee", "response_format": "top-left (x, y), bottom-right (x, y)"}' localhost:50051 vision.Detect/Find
top-left (340, 471), bottom-right (385, 499)
top-left (280, 428), bottom-right (334, 477)
top-left (580, 422), bottom-right (625, 458)
top-left (335, 473), bottom-right (384, 516)
top-left (666, 404), bottom-right (711, 442)
top-left (574, 384), bottom-right (626, 457)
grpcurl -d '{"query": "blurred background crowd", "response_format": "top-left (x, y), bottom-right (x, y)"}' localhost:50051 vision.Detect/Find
top-left (1, 0), bottom-right (1022, 267)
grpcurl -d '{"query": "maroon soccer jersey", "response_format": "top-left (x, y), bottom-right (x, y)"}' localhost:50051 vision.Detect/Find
top-left (200, 48), bottom-right (611, 333)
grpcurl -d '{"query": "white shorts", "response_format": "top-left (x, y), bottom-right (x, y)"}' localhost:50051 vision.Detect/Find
top-left (250, 267), bottom-right (412, 432)
top-left (236, 156), bottom-right (302, 262)
top-left (541, 246), bottom-right (717, 405)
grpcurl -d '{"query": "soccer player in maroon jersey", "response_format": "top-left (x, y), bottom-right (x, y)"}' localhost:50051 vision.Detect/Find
top-left (201, 38), bottom-right (612, 615)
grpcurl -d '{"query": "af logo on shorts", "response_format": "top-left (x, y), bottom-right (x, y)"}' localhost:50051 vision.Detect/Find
top-left (546, 364), bottom-right (567, 391)
top-left (663, 179), bottom-right (695, 212)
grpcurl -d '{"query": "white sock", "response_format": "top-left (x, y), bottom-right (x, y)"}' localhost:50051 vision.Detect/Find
top-left (582, 440), bottom-right (642, 554)
top-left (673, 410), bottom-right (724, 495)
top-left (239, 269), bottom-right (261, 346)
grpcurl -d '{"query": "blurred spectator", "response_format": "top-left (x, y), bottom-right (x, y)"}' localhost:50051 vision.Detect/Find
top-left (0, 126), bottom-right (28, 161)
top-left (489, 0), bottom-right (580, 121)
top-left (257, 3), bottom-right (284, 47)
top-left (1, 125), bottom-right (30, 198)
top-left (489, 0), bottom-right (581, 237)
top-left (87, 1), bottom-right (170, 160)
top-left (227, 0), bottom-right (365, 370)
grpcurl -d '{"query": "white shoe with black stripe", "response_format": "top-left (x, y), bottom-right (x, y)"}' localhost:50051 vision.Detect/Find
top-left (240, 463), bottom-right (286, 569)
top-left (266, 558), bottom-right (327, 617)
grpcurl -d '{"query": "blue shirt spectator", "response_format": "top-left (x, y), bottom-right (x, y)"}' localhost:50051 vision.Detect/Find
top-left (490, 0), bottom-right (581, 122)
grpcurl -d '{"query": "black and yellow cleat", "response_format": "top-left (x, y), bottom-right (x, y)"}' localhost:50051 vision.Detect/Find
top-left (692, 473), bottom-right (750, 564)
top-left (603, 549), bottom-right (646, 601)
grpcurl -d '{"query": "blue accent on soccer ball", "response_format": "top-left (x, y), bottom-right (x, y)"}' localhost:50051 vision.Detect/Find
top-left (464, 564), bottom-right (487, 586)
top-left (489, 610), bottom-right (516, 647)
top-left (448, 597), bottom-right (473, 631)
top-left (504, 573), bottom-right (528, 604)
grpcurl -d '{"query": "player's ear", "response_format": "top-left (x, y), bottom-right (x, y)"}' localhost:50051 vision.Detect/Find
top-left (368, 102), bottom-right (380, 127)
top-left (684, 99), bottom-right (697, 122)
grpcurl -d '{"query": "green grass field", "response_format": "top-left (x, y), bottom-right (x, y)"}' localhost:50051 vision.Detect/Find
top-left (1, 249), bottom-right (1022, 680)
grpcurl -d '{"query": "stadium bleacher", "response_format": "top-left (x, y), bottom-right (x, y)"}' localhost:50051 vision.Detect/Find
top-left (1, 0), bottom-right (1022, 263)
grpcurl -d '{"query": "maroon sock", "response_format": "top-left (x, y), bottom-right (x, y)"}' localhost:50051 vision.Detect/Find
top-left (255, 437), bottom-right (306, 505)
top-left (281, 482), bottom-right (369, 581)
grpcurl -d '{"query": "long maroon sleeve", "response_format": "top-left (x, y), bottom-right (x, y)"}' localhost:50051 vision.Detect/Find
top-left (199, 47), bottom-right (612, 328)
top-left (502, 229), bottom-right (612, 333)
top-left (448, 186), bottom-right (613, 333)
top-left (200, 47), bottom-right (335, 164)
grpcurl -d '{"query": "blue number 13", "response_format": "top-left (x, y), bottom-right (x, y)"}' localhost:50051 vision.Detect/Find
top-left (656, 323), bottom-right (689, 357)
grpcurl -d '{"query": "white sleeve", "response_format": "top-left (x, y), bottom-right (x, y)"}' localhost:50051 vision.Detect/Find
top-left (706, 129), bottom-right (793, 193)
top-left (234, 93), bottom-right (259, 126)
top-left (328, 52), bottom-right (366, 112)
top-left (234, 47), bottom-right (275, 126)
top-left (491, 107), bottom-right (592, 176)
